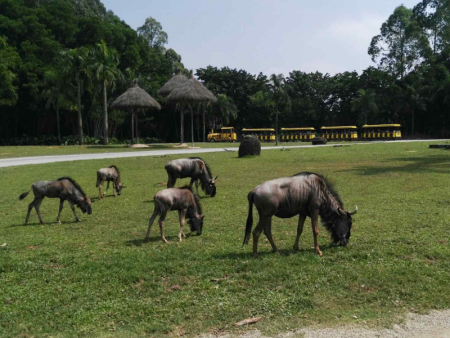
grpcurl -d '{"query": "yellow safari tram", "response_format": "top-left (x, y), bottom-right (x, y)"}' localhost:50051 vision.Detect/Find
top-left (321, 126), bottom-right (359, 140)
top-left (207, 127), bottom-right (237, 142)
top-left (242, 128), bottom-right (276, 142)
top-left (361, 124), bottom-right (402, 140)
top-left (281, 128), bottom-right (316, 142)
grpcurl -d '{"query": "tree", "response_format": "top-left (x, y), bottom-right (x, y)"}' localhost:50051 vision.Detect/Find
top-left (369, 5), bottom-right (427, 79)
top-left (137, 17), bottom-right (168, 50)
top-left (90, 40), bottom-right (122, 144)
top-left (269, 74), bottom-right (290, 145)
top-left (351, 89), bottom-right (379, 125)
top-left (209, 94), bottom-right (238, 129)
top-left (0, 36), bottom-right (20, 107)
top-left (61, 47), bottom-right (89, 145)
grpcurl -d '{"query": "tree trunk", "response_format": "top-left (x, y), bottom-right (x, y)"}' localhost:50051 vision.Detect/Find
top-left (131, 111), bottom-right (135, 144)
top-left (135, 111), bottom-right (139, 144)
top-left (275, 106), bottom-right (279, 146)
top-left (103, 81), bottom-right (108, 145)
top-left (56, 97), bottom-right (61, 145)
top-left (76, 73), bottom-right (83, 145)
top-left (180, 109), bottom-right (184, 144)
top-left (196, 112), bottom-right (200, 142)
top-left (411, 109), bottom-right (415, 136)
top-left (203, 104), bottom-right (206, 142)
top-left (190, 105), bottom-right (194, 147)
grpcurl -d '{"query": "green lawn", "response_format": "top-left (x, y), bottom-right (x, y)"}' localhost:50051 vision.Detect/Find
top-left (1, 142), bottom-right (449, 337)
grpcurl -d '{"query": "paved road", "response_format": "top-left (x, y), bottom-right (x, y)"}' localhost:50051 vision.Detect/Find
top-left (0, 139), bottom-right (446, 168)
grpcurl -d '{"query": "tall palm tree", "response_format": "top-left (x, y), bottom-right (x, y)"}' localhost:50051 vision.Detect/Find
top-left (61, 47), bottom-right (89, 145)
top-left (210, 94), bottom-right (237, 128)
top-left (351, 89), bottom-right (379, 125)
top-left (90, 41), bottom-right (122, 145)
top-left (269, 74), bottom-right (290, 145)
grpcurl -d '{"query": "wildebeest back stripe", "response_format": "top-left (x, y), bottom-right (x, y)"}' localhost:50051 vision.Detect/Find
top-left (57, 177), bottom-right (86, 197)
top-left (109, 165), bottom-right (120, 180)
top-left (293, 172), bottom-right (343, 207)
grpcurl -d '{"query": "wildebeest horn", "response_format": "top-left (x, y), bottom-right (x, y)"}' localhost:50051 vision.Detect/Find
top-left (213, 176), bottom-right (218, 180)
top-left (348, 205), bottom-right (358, 216)
top-left (337, 208), bottom-right (346, 216)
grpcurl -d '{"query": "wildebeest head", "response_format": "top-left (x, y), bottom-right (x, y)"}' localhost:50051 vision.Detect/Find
top-left (115, 183), bottom-right (124, 195)
top-left (325, 205), bottom-right (358, 246)
top-left (78, 196), bottom-right (92, 214)
top-left (205, 176), bottom-right (218, 197)
top-left (188, 215), bottom-right (204, 235)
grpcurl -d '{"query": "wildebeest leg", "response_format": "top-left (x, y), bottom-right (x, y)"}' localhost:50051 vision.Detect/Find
top-left (25, 200), bottom-right (35, 224)
top-left (113, 181), bottom-right (117, 197)
top-left (34, 197), bottom-right (45, 224)
top-left (167, 174), bottom-right (176, 188)
top-left (177, 210), bottom-right (187, 242)
top-left (98, 180), bottom-right (104, 199)
top-left (293, 215), bottom-right (307, 251)
top-left (68, 201), bottom-right (81, 222)
top-left (194, 180), bottom-right (199, 195)
top-left (56, 199), bottom-right (64, 224)
top-left (189, 177), bottom-right (199, 195)
top-left (263, 218), bottom-right (278, 253)
top-left (159, 211), bottom-right (169, 243)
top-left (145, 207), bottom-right (159, 240)
top-left (310, 211), bottom-right (322, 256)
top-left (104, 181), bottom-right (110, 197)
top-left (252, 215), bottom-right (270, 258)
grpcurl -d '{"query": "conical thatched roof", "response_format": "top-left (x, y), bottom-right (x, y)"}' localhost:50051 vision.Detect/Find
top-left (167, 70), bottom-right (217, 104)
top-left (111, 81), bottom-right (161, 111)
top-left (158, 71), bottom-right (188, 97)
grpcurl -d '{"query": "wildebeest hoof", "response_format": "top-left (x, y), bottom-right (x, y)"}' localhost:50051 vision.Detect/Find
top-left (252, 254), bottom-right (259, 259)
top-left (76, 219), bottom-right (81, 223)
top-left (316, 250), bottom-right (323, 257)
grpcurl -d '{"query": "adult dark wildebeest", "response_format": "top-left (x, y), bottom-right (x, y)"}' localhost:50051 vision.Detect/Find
top-left (165, 157), bottom-right (217, 197)
top-left (145, 186), bottom-right (204, 243)
top-left (243, 172), bottom-right (357, 258)
top-left (96, 165), bottom-right (123, 199)
top-left (19, 177), bottom-right (92, 224)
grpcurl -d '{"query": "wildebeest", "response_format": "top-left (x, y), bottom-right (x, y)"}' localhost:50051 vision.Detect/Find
top-left (243, 172), bottom-right (357, 258)
top-left (96, 165), bottom-right (123, 199)
top-left (145, 186), bottom-right (204, 243)
top-left (165, 157), bottom-right (217, 197)
top-left (19, 177), bottom-right (92, 224)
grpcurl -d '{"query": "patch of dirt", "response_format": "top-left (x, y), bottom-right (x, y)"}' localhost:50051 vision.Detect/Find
top-left (189, 146), bottom-right (201, 149)
top-left (201, 310), bottom-right (450, 338)
top-left (128, 144), bottom-right (149, 148)
top-left (173, 143), bottom-right (189, 148)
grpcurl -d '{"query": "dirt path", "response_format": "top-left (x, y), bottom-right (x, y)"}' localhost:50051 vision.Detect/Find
top-left (202, 310), bottom-right (450, 338)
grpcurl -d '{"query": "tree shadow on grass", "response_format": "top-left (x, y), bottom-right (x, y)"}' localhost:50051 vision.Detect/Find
top-left (126, 233), bottom-right (196, 246)
top-left (345, 155), bottom-right (450, 176)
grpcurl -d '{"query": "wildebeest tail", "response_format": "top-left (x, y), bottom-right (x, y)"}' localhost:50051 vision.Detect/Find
top-left (243, 191), bottom-right (254, 245)
top-left (19, 187), bottom-right (32, 200)
top-left (154, 197), bottom-right (165, 214)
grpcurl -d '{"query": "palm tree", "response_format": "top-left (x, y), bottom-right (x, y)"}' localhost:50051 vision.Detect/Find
top-left (351, 89), bottom-right (379, 125)
top-left (269, 74), bottom-right (290, 145)
top-left (61, 47), bottom-right (89, 145)
top-left (90, 41), bottom-right (122, 145)
top-left (210, 94), bottom-right (237, 128)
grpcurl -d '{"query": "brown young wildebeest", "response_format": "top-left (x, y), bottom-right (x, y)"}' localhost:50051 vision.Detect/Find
top-left (96, 165), bottom-right (123, 199)
top-left (145, 186), bottom-right (204, 243)
top-left (244, 172), bottom-right (357, 258)
top-left (19, 177), bottom-right (92, 224)
top-left (165, 157), bottom-right (217, 197)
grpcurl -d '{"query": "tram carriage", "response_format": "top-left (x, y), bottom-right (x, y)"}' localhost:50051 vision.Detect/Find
top-left (242, 128), bottom-right (276, 142)
top-left (362, 124), bottom-right (402, 140)
top-left (207, 127), bottom-right (237, 142)
top-left (281, 128), bottom-right (316, 142)
top-left (321, 126), bottom-right (358, 141)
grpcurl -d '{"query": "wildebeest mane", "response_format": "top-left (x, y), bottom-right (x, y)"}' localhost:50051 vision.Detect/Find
top-left (189, 157), bottom-right (213, 178)
top-left (57, 177), bottom-right (86, 197)
top-left (179, 185), bottom-right (203, 216)
top-left (293, 172), bottom-right (343, 206)
top-left (109, 165), bottom-right (120, 180)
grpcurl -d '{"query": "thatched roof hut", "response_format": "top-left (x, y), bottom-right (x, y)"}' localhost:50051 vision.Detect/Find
top-left (111, 81), bottom-right (161, 111)
top-left (167, 70), bottom-right (217, 146)
top-left (111, 81), bottom-right (161, 144)
top-left (157, 71), bottom-right (188, 97)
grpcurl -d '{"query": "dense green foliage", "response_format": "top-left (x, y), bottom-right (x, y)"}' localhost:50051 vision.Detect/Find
top-left (2, 0), bottom-right (450, 144)
top-left (1, 142), bottom-right (449, 337)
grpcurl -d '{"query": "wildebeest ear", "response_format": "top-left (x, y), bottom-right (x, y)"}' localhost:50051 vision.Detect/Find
top-left (199, 215), bottom-right (205, 219)
top-left (86, 196), bottom-right (91, 203)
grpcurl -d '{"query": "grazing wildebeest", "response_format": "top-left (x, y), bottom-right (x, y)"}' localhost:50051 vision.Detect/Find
top-left (243, 172), bottom-right (357, 258)
top-left (145, 186), bottom-right (204, 243)
top-left (165, 157), bottom-right (217, 197)
top-left (96, 165), bottom-right (123, 199)
top-left (19, 177), bottom-right (92, 224)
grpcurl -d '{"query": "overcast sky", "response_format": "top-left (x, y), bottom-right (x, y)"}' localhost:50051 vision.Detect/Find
top-left (102, 0), bottom-right (420, 76)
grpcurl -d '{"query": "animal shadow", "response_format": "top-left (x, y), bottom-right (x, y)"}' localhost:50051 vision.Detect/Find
top-left (126, 234), bottom-right (195, 247)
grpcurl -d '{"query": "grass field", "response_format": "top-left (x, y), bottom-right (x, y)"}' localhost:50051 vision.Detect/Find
top-left (1, 142), bottom-right (449, 337)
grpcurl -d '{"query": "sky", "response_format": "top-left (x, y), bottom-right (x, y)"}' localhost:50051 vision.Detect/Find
top-left (102, 0), bottom-right (420, 77)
